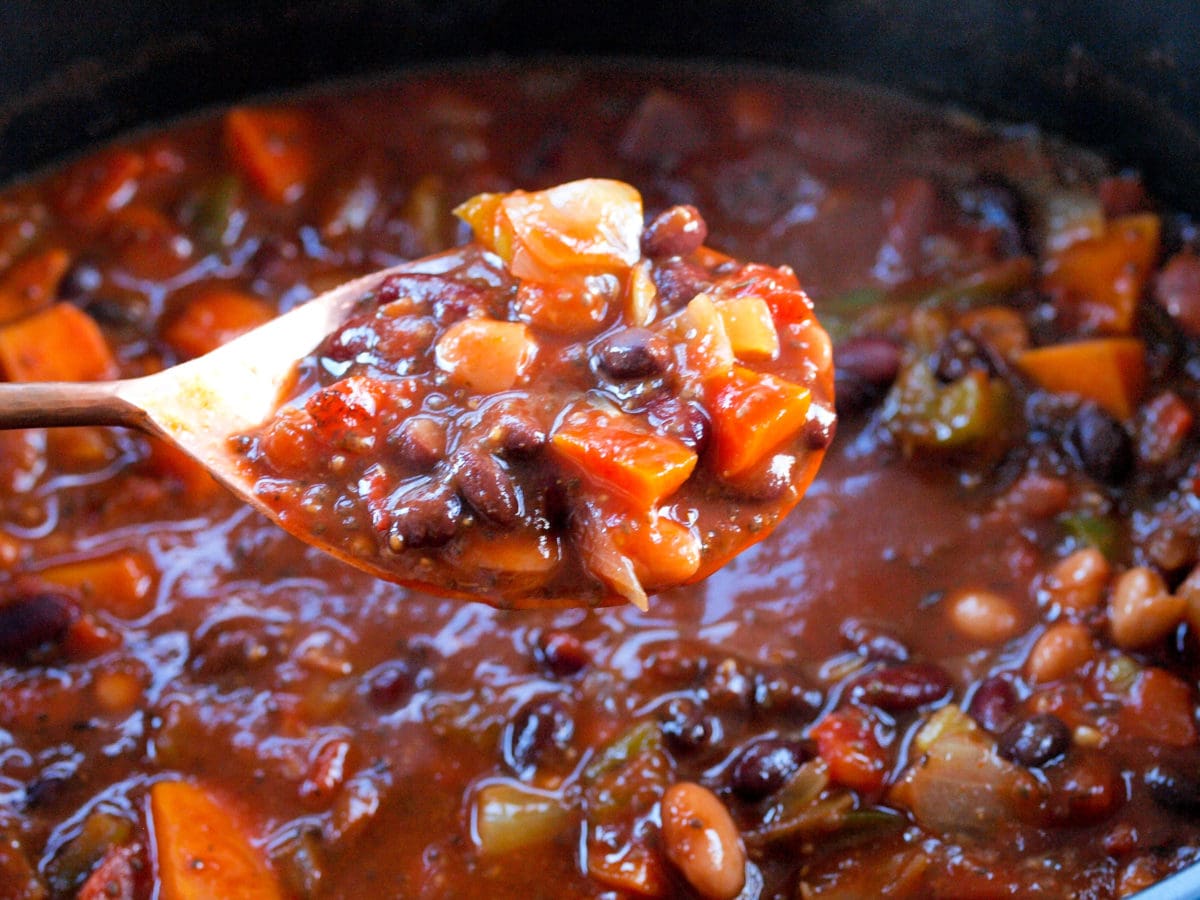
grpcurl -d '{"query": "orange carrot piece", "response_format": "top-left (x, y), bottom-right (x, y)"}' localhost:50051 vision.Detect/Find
top-left (551, 407), bottom-right (698, 507)
top-left (0, 248), bottom-right (71, 324)
top-left (614, 515), bottom-right (702, 590)
top-left (708, 365), bottom-right (812, 478)
top-left (151, 780), bottom-right (283, 900)
top-left (1017, 338), bottom-right (1146, 419)
top-left (0, 303), bottom-right (117, 382)
top-left (163, 288), bottom-right (275, 359)
top-left (38, 550), bottom-right (158, 618)
top-left (224, 107), bottom-right (315, 204)
top-left (1041, 213), bottom-right (1160, 334)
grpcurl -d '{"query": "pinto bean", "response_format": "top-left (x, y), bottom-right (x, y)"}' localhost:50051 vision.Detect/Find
top-left (1108, 566), bottom-right (1186, 649)
top-left (945, 588), bottom-right (1020, 645)
top-left (1025, 623), bottom-right (1094, 684)
top-left (660, 782), bottom-right (746, 900)
top-left (1042, 548), bottom-right (1110, 613)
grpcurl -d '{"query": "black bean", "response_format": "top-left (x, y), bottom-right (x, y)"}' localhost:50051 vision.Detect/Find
top-left (23, 773), bottom-right (69, 810)
top-left (646, 396), bottom-right (710, 455)
top-left (454, 451), bottom-right (521, 526)
top-left (596, 328), bottom-right (672, 380)
top-left (482, 399), bottom-right (547, 458)
top-left (390, 417), bottom-right (446, 471)
top-left (752, 666), bottom-right (820, 716)
top-left (956, 174), bottom-right (1029, 257)
top-left (848, 662), bottom-right (952, 712)
top-left (659, 697), bottom-right (716, 755)
top-left (59, 260), bottom-right (103, 299)
top-left (534, 630), bottom-right (589, 677)
top-left (365, 660), bottom-right (414, 709)
top-left (82, 297), bottom-right (144, 329)
top-left (651, 258), bottom-right (713, 311)
top-left (966, 675), bottom-right (1018, 734)
top-left (387, 480), bottom-right (462, 550)
top-left (998, 713), bottom-right (1071, 768)
top-left (839, 618), bottom-right (909, 663)
top-left (1145, 764), bottom-right (1200, 814)
top-left (502, 697), bottom-right (574, 777)
top-left (642, 205), bottom-right (709, 258)
top-left (1066, 405), bottom-right (1134, 484)
top-left (0, 589), bottom-right (77, 658)
top-left (729, 738), bottom-right (809, 801)
top-left (930, 331), bottom-right (990, 383)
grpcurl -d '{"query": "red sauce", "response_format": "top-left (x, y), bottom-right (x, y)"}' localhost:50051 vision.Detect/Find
top-left (0, 64), bottom-right (1198, 898)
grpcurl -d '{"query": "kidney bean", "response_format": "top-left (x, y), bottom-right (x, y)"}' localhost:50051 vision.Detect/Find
top-left (1145, 764), bottom-right (1200, 814)
top-left (729, 738), bottom-right (809, 801)
top-left (387, 479), bottom-right (462, 549)
top-left (660, 697), bottom-right (716, 755)
top-left (967, 674), bottom-right (1018, 733)
top-left (0, 588), bottom-right (78, 658)
top-left (502, 696), bottom-right (574, 777)
top-left (998, 713), bottom-right (1071, 768)
top-left (651, 258), bottom-right (713, 311)
top-left (834, 337), bottom-right (901, 415)
top-left (390, 417), bottom-right (446, 471)
top-left (1067, 406), bottom-right (1134, 485)
top-left (454, 451), bottom-right (521, 526)
top-left (534, 630), bottom-right (589, 677)
top-left (660, 782), bottom-right (746, 900)
top-left (596, 327), bottom-right (672, 380)
top-left (364, 660), bottom-right (414, 709)
top-left (643, 205), bottom-right (708, 258)
top-left (752, 666), bottom-right (820, 717)
top-left (839, 618), bottom-right (910, 662)
top-left (847, 662), bottom-right (952, 711)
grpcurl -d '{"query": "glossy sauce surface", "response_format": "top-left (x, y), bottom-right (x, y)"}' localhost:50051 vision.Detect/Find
top-left (1, 65), bottom-right (1199, 898)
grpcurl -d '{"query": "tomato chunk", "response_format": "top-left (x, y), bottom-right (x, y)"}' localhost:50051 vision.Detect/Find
top-left (708, 366), bottom-right (812, 478)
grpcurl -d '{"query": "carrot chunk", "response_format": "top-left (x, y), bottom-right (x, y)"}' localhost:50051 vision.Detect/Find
top-left (54, 148), bottom-right (144, 228)
top-left (0, 248), bottom-right (71, 324)
top-left (708, 366), bottom-right (812, 478)
top-left (224, 107), bottom-right (315, 204)
top-left (1017, 338), bottom-right (1146, 419)
top-left (1041, 213), bottom-right (1160, 334)
top-left (0, 303), bottom-right (117, 382)
top-left (614, 514), bottom-right (702, 590)
top-left (38, 550), bottom-right (158, 619)
top-left (151, 780), bottom-right (282, 900)
top-left (552, 407), bottom-right (698, 507)
top-left (163, 288), bottom-right (275, 359)
top-left (716, 294), bottom-right (780, 359)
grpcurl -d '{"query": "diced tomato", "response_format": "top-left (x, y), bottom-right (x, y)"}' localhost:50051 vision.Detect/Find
top-left (586, 840), bottom-right (671, 897)
top-left (1016, 338), bottom-right (1145, 420)
top-left (54, 148), bottom-right (144, 228)
top-left (224, 107), bottom-right (315, 204)
top-left (1042, 213), bottom-right (1160, 334)
top-left (812, 707), bottom-right (888, 793)
top-left (514, 278), bottom-right (609, 336)
top-left (106, 203), bottom-right (192, 280)
top-left (0, 303), bottom-right (118, 382)
top-left (163, 288), bottom-right (275, 359)
top-left (0, 247), bottom-right (70, 324)
top-left (1121, 667), bottom-right (1197, 747)
top-left (707, 365), bottom-right (811, 478)
top-left (551, 406), bottom-right (698, 507)
top-left (305, 375), bottom-right (388, 444)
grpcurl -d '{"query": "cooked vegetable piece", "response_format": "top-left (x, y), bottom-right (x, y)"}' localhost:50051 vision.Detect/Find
top-left (224, 108), bottom-right (315, 204)
top-left (163, 288), bottom-right (275, 358)
top-left (613, 513), bottom-right (703, 589)
top-left (551, 407), bottom-right (698, 507)
top-left (0, 248), bottom-right (70, 324)
top-left (0, 303), bottom-right (117, 382)
top-left (150, 780), bottom-right (283, 900)
top-left (1042, 213), bottom-right (1160, 334)
top-left (1017, 338), bottom-right (1146, 419)
top-left (708, 366), bottom-right (811, 478)
top-left (473, 781), bottom-right (573, 856)
top-left (55, 148), bottom-right (144, 228)
top-left (435, 318), bottom-right (538, 393)
top-left (883, 362), bottom-right (1008, 450)
top-left (716, 295), bottom-right (780, 359)
top-left (38, 550), bottom-right (157, 618)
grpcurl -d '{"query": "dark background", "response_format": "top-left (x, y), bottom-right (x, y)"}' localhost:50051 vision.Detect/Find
top-left (2, 1), bottom-right (1200, 207)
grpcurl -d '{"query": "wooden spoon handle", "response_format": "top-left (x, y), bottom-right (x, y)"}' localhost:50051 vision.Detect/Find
top-left (0, 381), bottom-right (148, 430)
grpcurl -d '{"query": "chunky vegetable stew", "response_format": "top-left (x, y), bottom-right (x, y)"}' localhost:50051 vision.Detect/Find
top-left (2, 63), bottom-right (1200, 898)
top-left (237, 178), bottom-right (833, 608)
